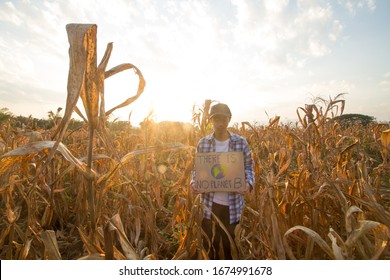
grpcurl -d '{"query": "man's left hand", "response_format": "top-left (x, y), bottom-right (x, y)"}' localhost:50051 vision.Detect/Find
top-left (239, 183), bottom-right (251, 194)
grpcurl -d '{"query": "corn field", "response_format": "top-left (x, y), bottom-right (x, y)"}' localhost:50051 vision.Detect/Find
top-left (0, 24), bottom-right (389, 260)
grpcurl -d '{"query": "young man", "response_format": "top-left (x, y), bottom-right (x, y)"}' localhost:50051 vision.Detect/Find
top-left (192, 103), bottom-right (255, 259)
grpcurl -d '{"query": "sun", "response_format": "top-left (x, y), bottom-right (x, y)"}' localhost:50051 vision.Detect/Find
top-left (100, 58), bottom-right (203, 125)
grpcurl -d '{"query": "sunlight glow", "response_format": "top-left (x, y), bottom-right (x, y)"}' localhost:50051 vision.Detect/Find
top-left (0, 0), bottom-right (389, 124)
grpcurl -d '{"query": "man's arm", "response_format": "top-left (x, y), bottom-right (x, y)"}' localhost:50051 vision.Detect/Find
top-left (243, 139), bottom-right (255, 191)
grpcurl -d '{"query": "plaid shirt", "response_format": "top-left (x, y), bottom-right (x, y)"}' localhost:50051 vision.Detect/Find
top-left (193, 132), bottom-right (255, 224)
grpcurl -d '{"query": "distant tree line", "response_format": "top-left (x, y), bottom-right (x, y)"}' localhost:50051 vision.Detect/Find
top-left (0, 107), bottom-right (142, 133)
top-left (332, 113), bottom-right (376, 126)
top-left (1, 108), bottom-right (378, 132)
top-left (0, 107), bottom-right (83, 131)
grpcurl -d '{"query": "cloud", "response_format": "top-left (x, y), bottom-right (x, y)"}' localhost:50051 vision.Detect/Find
top-left (0, 0), bottom-right (349, 83)
top-left (379, 72), bottom-right (390, 91)
top-left (228, 0), bottom-right (347, 75)
top-left (0, 2), bottom-right (24, 26)
top-left (328, 20), bottom-right (343, 41)
top-left (0, 1), bottom-right (346, 98)
top-left (342, 0), bottom-right (376, 15)
top-left (300, 80), bottom-right (356, 97)
top-left (264, 0), bottom-right (289, 14)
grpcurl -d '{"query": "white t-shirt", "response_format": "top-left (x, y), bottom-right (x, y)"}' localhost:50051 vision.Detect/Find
top-left (212, 139), bottom-right (230, 205)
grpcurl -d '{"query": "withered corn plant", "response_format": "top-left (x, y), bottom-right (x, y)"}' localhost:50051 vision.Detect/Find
top-left (238, 95), bottom-right (390, 260)
top-left (0, 23), bottom-right (149, 259)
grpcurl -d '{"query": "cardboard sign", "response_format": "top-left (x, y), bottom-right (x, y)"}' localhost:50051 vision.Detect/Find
top-left (194, 152), bottom-right (245, 193)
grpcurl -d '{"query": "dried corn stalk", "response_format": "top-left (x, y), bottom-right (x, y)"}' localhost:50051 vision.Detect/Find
top-left (39, 23), bottom-right (146, 240)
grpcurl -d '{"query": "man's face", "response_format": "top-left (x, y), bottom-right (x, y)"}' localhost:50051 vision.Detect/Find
top-left (211, 115), bottom-right (230, 132)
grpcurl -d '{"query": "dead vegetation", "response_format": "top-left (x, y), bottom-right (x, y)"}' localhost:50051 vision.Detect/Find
top-left (0, 24), bottom-right (389, 260)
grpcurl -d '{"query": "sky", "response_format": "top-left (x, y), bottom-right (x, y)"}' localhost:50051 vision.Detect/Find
top-left (0, 0), bottom-right (389, 126)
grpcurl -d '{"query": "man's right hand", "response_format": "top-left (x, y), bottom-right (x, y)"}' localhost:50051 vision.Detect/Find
top-left (190, 182), bottom-right (202, 194)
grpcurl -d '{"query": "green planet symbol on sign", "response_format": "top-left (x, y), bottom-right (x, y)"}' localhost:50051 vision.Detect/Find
top-left (211, 164), bottom-right (227, 179)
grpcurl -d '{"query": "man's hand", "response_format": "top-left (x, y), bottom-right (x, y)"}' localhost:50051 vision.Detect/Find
top-left (239, 183), bottom-right (251, 194)
top-left (190, 182), bottom-right (202, 194)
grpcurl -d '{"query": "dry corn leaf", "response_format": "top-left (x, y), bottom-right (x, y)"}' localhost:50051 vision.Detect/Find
top-left (0, 225), bottom-right (11, 247)
top-left (18, 239), bottom-right (32, 260)
top-left (40, 230), bottom-right (61, 260)
top-left (104, 63), bottom-right (146, 116)
top-left (172, 250), bottom-right (189, 260)
top-left (362, 183), bottom-right (390, 228)
top-left (73, 105), bottom-right (89, 123)
top-left (78, 253), bottom-right (105, 260)
top-left (75, 24), bottom-right (99, 129)
top-left (41, 24), bottom-right (97, 177)
top-left (283, 225), bottom-right (334, 259)
top-left (63, 24), bottom-right (95, 131)
top-left (268, 116), bottom-right (280, 128)
top-left (345, 220), bottom-right (388, 250)
top-left (0, 140), bottom-right (6, 154)
top-left (59, 153), bottom-right (111, 178)
top-left (41, 205), bottom-right (53, 228)
top-left (0, 141), bottom-right (95, 179)
top-left (6, 206), bottom-right (17, 224)
top-left (380, 129), bottom-right (390, 148)
top-left (271, 212), bottom-right (286, 259)
top-left (328, 229), bottom-right (345, 260)
top-left (345, 205), bottom-right (363, 234)
top-left (134, 214), bottom-right (141, 246)
top-left (276, 157), bottom-right (292, 178)
top-left (77, 227), bottom-right (104, 255)
top-left (96, 42), bottom-right (112, 123)
top-left (103, 221), bottom-right (114, 260)
top-left (371, 224), bottom-right (389, 259)
top-left (381, 129), bottom-right (390, 163)
top-left (107, 214), bottom-right (139, 260)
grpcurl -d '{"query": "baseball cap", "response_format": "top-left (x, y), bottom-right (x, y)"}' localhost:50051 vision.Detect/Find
top-left (209, 103), bottom-right (232, 118)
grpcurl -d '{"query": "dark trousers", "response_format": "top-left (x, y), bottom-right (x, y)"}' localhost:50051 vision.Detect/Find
top-left (201, 203), bottom-right (238, 260)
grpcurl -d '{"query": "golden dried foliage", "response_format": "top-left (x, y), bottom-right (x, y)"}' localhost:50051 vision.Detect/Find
top-left (0, 25), bottom-right (389, 260)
